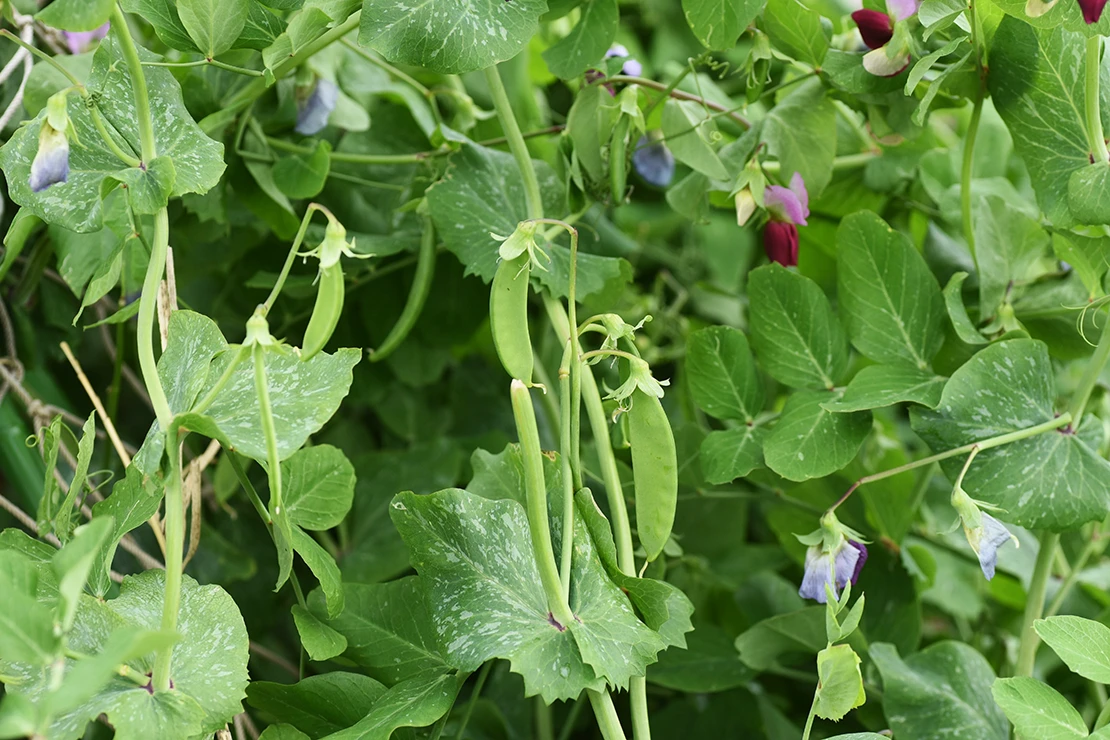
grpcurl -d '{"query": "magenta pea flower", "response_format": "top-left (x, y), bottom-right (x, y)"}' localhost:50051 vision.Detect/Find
top-left (762, 172), bottom-right (808, 267)
top-left (63, 23), bottom-right (109, 54)
top-left (295, 78), bottom-right (338, 136)
top-left (605, 44), bottom-right (642, 77)
top-left (799, 540), bottom-right (869, 603)
top-left (852, 0), bottom-right (919, 77)
top-left (1078, 0), bottom-right (1108, 22)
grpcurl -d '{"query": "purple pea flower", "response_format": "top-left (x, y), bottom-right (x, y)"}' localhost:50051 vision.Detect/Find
top-left (605, 44), bottom-right (642, 77)
top-left (799, 540), bottom-right (869, 604)
top-left (762, 172), bottom-right (808, 267)
top-left (632, 135), bottom-right (675, 188)
top-left (952, 486), bottom-right (1018, 580)
top-left (63, 23), bottom-right (109, 55)
top-left (30, 124), bottom-right (69, 192)
top-left (853, 0), bottom-right (918, 77)
top-left (295, 78), bottom-right (338, 136)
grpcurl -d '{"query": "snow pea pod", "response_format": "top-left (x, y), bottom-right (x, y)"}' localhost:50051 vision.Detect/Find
top-left (610, 115), bottom-right (630, 204)
top-left (490, 252), bottom-right (533, 384)
top-left (301, 263), bottom-right (344, 361)
top-left (627, 388), bottom-right (677, 562)
top-left (370, 217), bottom-right (436, 362)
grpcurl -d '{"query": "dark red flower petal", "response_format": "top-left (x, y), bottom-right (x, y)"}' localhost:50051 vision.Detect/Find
top-left (763, 221), bottom-right (799, 267)
top-left (851, 9), bottom-right (894, 49)
top-left (1078, 0), bottom-right (1108, 23)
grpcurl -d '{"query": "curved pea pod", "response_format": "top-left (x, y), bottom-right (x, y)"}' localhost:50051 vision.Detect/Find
top-left (490, 252), bottom-right (533, 384)
top-left (627, 388), bottom-right (677, 562)
top-left (302, 263), bottom-right (344, 361)
top-left (609, 116), bottom-right (630, 205)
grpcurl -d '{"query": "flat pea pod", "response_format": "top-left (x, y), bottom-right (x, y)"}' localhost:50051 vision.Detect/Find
top-left (627, 388), bottom-right (677, 562)
top-left (490, 252), bottom-right (533, 384)
top-left (609, 115), bottom-right (630, 205)
top-left (370, 217), bottom-right (436, 362)
top-left (302, 263), bottom-right (344, 361)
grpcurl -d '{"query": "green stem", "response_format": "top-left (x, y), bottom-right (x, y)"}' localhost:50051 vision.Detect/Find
top-left (762, 151), bottom-right (876, 174)
top-left (0, 30), bottom-right (82, 87)
top-left (370, 214), bottom-right (436, 361)
top-left (606, 75), bottom-right (750, 129)
top-left (579, 348), bottom-right (642, 365)
top-left (1016, 531), bottom-right (1060, 677)
top-left (191, 345), bottom-right (249, 416)
top-left (266, 136), bottom-right (426, 164)
top-left (1046, 525), bottom-right (1104, 617)
top-left (137, 209), bottom-right (173, 429)
top-left (641, 64), bottom-right (694, 122)
top-left (558, 343), bottom-right (576, 599)
top-left (484, 65), bottom-right (543, 220)
top-left (142, 58), bottom-right (263, 77)
top-left (556, 699), bottom-right (586, 740)
top-left (253, 343), bottom-right (284, 524)
top-left (587, 690), bottom-right (628, 740)
top-left (961, 91), bottom-right (983, 259)
top-left (801, 691), bottom-right (818, 740)
top-left (453, 661), bottom-right (492, 740)
top-left (536, 699), bottom-right (555, 740)
top-left (152, 426), bottom-right (183, 690)
top-left (1088, 36), bottom-right (1110, 164)
top-left (263, 203), bottom-right (331, 315)
top-left (90, 107), bottom-right (142, 167)
top-left (830, 413), bottom-right (1072, 512)
top-left (1067, 309), bottom-right (1110, 428)
top-left (111, 3), bottom-right (157, 162)
top-left (510, 379), bottom-right (575, 626)
top-left (64, 649), bottom-right (150, 687)
top-left (339, 38), bottom-right (429, 95)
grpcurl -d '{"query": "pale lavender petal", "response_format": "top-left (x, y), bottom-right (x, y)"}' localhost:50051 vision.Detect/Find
top-left (976, 513), bottom-right (1014, 580)
top-left (799, 547), bottom-right (834, 603)
top-left (887, 0), bottom-right (920, 20)
top-left (788, 172), bottom-right (809, 215)
top-left (63, 23), bottom-right (109, 54)
top-left (606, 44), bottom-right (630, 58)
top-left (30, 127), bottom-right (69, 192)
top-left (833, 541), bottom-right (864, 589)
top-left (295, 79), bottom-right (338, 135)
top-left (764, 183), bottom-right (809, 225)
top-left (622, 58), bottom-right (643, 77)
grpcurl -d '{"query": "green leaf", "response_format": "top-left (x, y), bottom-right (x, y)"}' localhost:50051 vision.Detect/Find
top-left (0, 33), bottom-right (225, 233)
top-left (324, 671), bottom-right (462, 740)
top-left (1068, 162), bottom-right (1110, 225)
top-left (763, 390), bottom-right (871, 482)
top-left (686, 326), bottom-right (764, 422)
top-left (49, 630), bottom-right (176, 718)
top-left (942, 272), bottom-right (988, 345)
top-left (764, 79), bottom-right (837, 196)
top-left (291, 527), bottom-right (344, 618)
top-left (177, 0), bottom-right (249, 56)
top-left (316, 578), bottom-right (450, 685)
top-left (911, 338), bottom-right (1110, 530)
top-left (748, 264), bottom-right (849, 390)
top-left (870, 642), bottom-right (1008, 740)
top-left (989, 19), bottom-right (1091, 227)
top-left (273, 141), bottom-right (332, 200)
top-left (119, 0), bottom-right (197, 52)
top-left (735, 607), bottom-right (826, 670)
top-left (990, 0), bottom-right (1110, 39)
top-left (259, 726), bottom-right (311, 740)
top-left (358, 0), bottom-right (548, 74)
top-left (4, 571), bottom-right (247, 739)
top-left (282, 445), bottom-right (356, 531)
top-left (761, 0), bottom-right (828, 66)
top-left (426, 144), bottom-right (631, 301)
top-left (837, 211), bottom-right (945, 369)
top-left (291, 604), bottom-right (348, 662)
top-left (391, 486), bottom-right (664, 701)
top-left (648, 625), bottom-right (753, 692)
top-left (973, 195), bottom-right (1050, 316)
top-left (247, 673), bottom-right (386, 738)
top-left (822, 365), bottom-right (946, 413)
top-left (661, 100), bottom-right (729, 180)
top-left (814, 644), bottom-right (866, 721)
top-left (682, 0), bottom-right (765, 50)
top-left (53, 518), bottom-right (114, 636)
top-left (100, 156), bottom-right (177, 216)
top-left (542, 0), bottom-right (619, 79)
top-left (991, 677), bottom-right (1087, 740)
top-left (699, 425), bottom-right (768, 484)
top-left (1053, 232), bottom-right (1110, 297)
top-left (54, 412), bottom-right (96, 543)
top-left (1035, 616), bottom-right (1110, 683)
top-left (36, 0), bottom-right (113, 32)
top-left (88, 465), bottom-right (162, 597)
top-left (0, 551), bottom-right (57, 666)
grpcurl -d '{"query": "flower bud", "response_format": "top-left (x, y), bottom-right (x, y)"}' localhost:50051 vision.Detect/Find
top-left (736, 187), bottom-right (757, 227)
top-left (763, 221), bottom-right (799, 267)
top-left (851, 9), bottom-right (894, 49)
top-left (1078, 0), bottom-right (1108, 22)
top-left (30, 93), bottom-right (73, 193)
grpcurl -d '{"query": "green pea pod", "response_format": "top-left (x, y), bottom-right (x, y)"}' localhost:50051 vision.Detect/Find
top-left (370, 217), bottom-right (436, 362)
top-left (610, 115), bottom-right (630, 205)
top-left (302, 263), bottom-right (344, 361)
top-left (490, 252), bottom-right (533, 383)
top-left (627, 388), bottom-right (677, 562)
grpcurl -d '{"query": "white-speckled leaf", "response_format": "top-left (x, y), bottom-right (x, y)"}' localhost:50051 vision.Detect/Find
top-left (283, 445), bottom-right (356, 531)
top-left (0, 571), bottom-right (247, 740)
top-left (911, 339), bottom-right (1110, 530)
top-left (871, 641), bottom-right (1008, 740)
top-left (822, 365), bottom-right (946, 413)
top-left (0, 33), bottom-right (224, 233)
top-left (247, 673), bottom-right (385, 738)
top-left (358, 0), bottom-right (548, 75)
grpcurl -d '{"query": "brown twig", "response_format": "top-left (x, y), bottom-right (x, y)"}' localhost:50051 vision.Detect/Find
top-left (248, 640), bottom-right (300, 678)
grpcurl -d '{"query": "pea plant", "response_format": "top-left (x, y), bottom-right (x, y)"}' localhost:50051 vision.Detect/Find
top-left (2, 0), bottom-right (1110, 737)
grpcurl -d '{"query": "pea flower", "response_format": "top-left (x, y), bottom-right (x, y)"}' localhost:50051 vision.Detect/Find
top-left (63, 23), bottom-right (109, 54)
top-left (295, 78), bottom-right (338, 136)
top-left (951, 485), bottom-right (1018, 580)
top-left (852, 0), bottom-right (919, 77)
top-left (1077, 0), bottom-right (1107, 22)
top-left (302, 219), bottom-right (367, 269)
top-left (605, 356), bottom-right (669, 402)
top-left (632, 134), bottom-right (675, 188)
top-left (491, 220), bottom-right (550, 271)
top-left (605, 44), bottom-right (642, 77)
top-left (797, 512), bottom-right (869, 604)
top-left (30, 93), bottom-right (74, 193)
top-left (736, 187), bottom-right (757, 226)
top-left (762, 172), bottom-right (809, 267)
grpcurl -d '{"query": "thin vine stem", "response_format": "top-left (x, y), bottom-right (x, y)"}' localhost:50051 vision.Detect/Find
top-left (142, 58), bottom-right (263, 77)
top-left (1067, 309), bottom-right (1110, 428)
top-left (263, 203), bottom-right (333, 315)
top-left (606, 74), bottom-right (751, 129)
top-left (1016, 530), bottom-right (1060, 677)
top-left (151, 427), bottom-right (183, 690)
top-left (587, 690), bottom-right (628, 740)
top-left (111, 3), bottom-right (157, 162)
top-left (484, 64), bottom-right (544, 220)
top-left (961, 91), bottom-right (983, 259)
